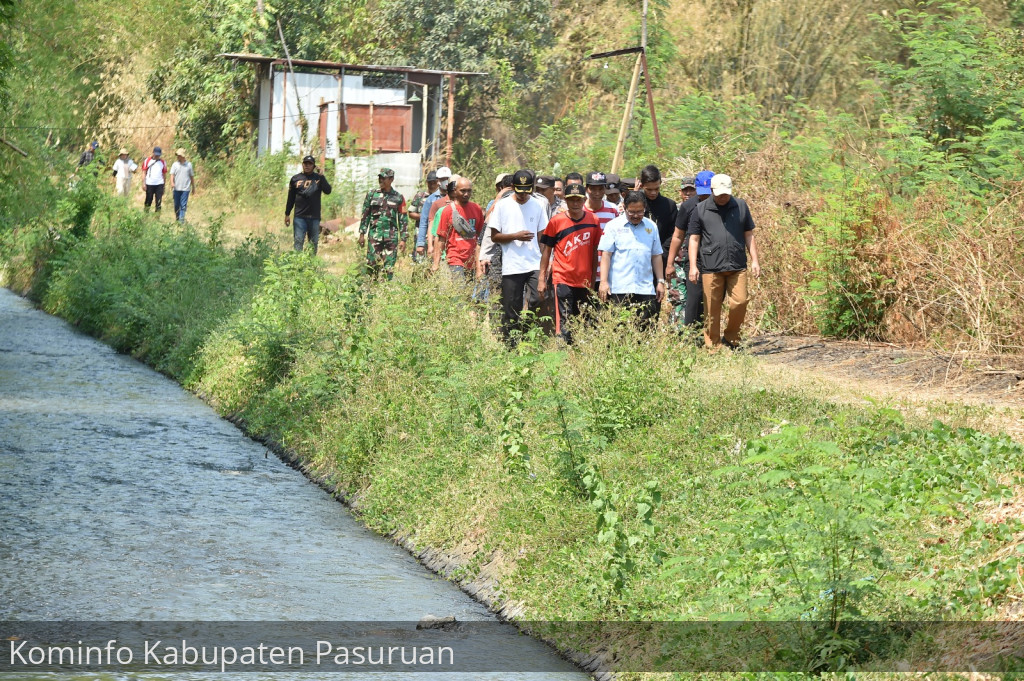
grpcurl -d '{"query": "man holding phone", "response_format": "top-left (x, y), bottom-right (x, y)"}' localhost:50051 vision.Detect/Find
top-left (285, 155), bottom-right (333, 254)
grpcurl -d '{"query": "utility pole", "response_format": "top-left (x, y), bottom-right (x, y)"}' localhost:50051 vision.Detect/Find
top-left (588, 0), bottom-right (662, 174)
top-left (640, 0), bottom-right (661, 148)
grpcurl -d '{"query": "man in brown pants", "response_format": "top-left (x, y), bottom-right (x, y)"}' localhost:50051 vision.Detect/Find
top-left (686, 174), bottom-right (761, 349)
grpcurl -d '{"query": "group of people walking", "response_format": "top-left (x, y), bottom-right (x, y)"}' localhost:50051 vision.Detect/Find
top-left (288, 160), bottom-right (760, 350)
top-left (77, 141), bottom-right (196, 222)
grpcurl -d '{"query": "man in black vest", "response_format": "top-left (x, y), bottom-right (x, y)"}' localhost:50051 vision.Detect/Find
top-left (686, 174), bottom-right (761, 349)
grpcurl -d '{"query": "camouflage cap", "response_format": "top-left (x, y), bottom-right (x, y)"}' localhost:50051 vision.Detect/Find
top-left (378, 167), bottom-right (395, 178)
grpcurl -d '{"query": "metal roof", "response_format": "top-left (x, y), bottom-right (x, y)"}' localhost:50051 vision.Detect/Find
top-left (218, 53), bottom-right (487, 78)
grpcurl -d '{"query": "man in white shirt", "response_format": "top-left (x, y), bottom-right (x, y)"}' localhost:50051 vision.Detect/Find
top-left (169, 148), bottom-right (197, 223)
top-left (489, 169), bottom-right (548, 344)
top-left (141, 147), bottom-right (167, 213)
top-left (111, 148), bottom-right (137, 197)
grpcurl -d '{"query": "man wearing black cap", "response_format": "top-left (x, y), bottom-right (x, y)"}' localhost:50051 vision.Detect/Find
top-left (359, 167), bottom-right (407, 278)
top-left (285, 155), bottom-right (333, 254)
top-left (490, 169), bottom-right (548, 343)
top-left (408, 170), bottom-right (438, 261)
top-left (538, 183), bottom-right (601, 343)
top-left (535, 175), bottom-right (560, 218)
top-left (604, 173), bottom-right (623, 208)
top-left (141, 146), bottom-right (167, 213)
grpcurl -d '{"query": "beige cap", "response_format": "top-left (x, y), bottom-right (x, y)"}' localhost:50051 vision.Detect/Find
top-left (710, 174), bottom-right (733, 196)
top-left (175, 148), bottom-right (187, 157)
top-left (119, 147), bottom-right (129, 155)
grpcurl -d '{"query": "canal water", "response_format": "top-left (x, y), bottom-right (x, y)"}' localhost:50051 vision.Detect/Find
top-left (0, 288), bottom-right (586, 679)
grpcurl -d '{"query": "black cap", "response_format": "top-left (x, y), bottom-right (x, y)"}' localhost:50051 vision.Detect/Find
top-left (564, 183), bottom-right (586, 198)
top-left (302, 155), bottom-right (315, 164)
top-left (585, 171), bottom-right (608, 186)
top-left (512, 169), bottom-right (535, 193)
top-left (426, 170), bottom-right (438, 181)
top-left (620, 177), bottom-right (636, 190)
top-left (535, 175), bottom-right (554, 190)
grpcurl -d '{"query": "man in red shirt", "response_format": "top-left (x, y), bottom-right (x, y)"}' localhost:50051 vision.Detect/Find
top-left (538, 183), bottom-right (602, 343)
top-left (432, 177), bottom-right (484, 278)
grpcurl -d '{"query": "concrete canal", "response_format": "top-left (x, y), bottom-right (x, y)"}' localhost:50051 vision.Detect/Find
top-left (0, 288), bottom-right (586, 679)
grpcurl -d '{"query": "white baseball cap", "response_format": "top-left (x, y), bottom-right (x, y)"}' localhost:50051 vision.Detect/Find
top-left (710, 174), bottom-right (733, 196)
top-left (436, 166), bottom-right (452, 180)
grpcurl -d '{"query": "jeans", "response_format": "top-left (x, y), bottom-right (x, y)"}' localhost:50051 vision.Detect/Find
top-left (172, 190), bottom-right (190, 222)
top-left (293, 217), bottom-right (321, 254)
top-left (144, 184), bottom-right (164, 212)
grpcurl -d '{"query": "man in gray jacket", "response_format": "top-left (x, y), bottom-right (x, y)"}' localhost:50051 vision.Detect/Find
top-left (686, 174), bottom-right (761, 349)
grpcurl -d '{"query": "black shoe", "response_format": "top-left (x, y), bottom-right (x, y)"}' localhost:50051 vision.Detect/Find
top-left (721, 338), bottom-right (741, 350)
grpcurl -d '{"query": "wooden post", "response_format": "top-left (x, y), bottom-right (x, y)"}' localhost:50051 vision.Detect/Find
top-left (641, 52), bottom-right (662, 148)
top-left (611, 52), bottom-right (643, 174)
top-left (640, 0), bottom-right (661, 148)
top-left (318, 98), bottom-right (328, 167)
top-left (445, 74), bottom-right (455, 165)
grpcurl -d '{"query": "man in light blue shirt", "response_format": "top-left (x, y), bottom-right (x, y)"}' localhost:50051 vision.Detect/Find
top-left (597, 189), bottom-right (667, 328)
top-left (416, 166), bottom-right (451, 258)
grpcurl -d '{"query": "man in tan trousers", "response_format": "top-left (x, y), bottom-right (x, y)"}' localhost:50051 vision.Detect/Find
top-left (686, 174), bottom-right (761, 349)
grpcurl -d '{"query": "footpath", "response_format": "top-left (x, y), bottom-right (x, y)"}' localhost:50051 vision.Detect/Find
top-left (750, 334), bottom-right (1024, 441)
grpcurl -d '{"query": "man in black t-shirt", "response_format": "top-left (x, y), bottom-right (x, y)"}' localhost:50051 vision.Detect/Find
top-left (638, 165), bottom-right (677, 315)
top-left (284, 155), bottom-right (333, 254)
top-left (639, 165), bottom-right (678, 268)
top-left (666, 170), bottom-right (714, 334)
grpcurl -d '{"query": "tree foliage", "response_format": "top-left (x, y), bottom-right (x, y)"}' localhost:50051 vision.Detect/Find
top-left (147, 0), bottom-right (366, 158)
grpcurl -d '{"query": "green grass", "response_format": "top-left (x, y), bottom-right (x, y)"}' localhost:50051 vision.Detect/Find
top-left (3, 198), bottom-right (1024, 674)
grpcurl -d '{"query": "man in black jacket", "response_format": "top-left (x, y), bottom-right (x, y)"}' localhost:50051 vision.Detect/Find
top-left (686, 174), bottom-right (761, 349)
top-left (284, 155), bottom-right (333, 254)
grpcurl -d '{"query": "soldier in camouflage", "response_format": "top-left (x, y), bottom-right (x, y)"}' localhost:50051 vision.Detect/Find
top-left (359, 167), bottom-right (407, 279)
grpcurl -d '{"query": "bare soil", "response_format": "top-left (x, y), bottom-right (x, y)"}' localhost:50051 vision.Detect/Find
top-left (748, 333), bottom-right (1024, 439)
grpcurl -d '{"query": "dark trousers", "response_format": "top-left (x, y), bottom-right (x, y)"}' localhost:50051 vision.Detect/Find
top-left (554, 283), bottom-right (592, 343)
top-left (500, 270), bottom-right (539, 343)
top-left (144, 184), bottom-right (164, 212)
top-left (609, 293), bottom-right (658, 331)
top-left (684, 277), bottom-right (705, 326)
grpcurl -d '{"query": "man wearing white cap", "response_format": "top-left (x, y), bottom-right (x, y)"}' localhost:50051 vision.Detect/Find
top-left (416, 166), bottom-right (451, 258)
top-left (111, 148), bottom-right (137, 197)
top-left (170, 148), bottom-right (196, 223)
top-left (686, 174), bottom-right (761, 349)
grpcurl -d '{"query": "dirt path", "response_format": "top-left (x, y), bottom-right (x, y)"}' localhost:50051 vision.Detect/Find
top-left (747, 334), bottom-right (1024, 440)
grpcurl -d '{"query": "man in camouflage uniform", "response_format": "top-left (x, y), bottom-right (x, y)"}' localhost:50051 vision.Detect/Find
top-left (359, 167), bottom-right (407, 279)
top-left (408, 170), bottom-right (438, 262)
